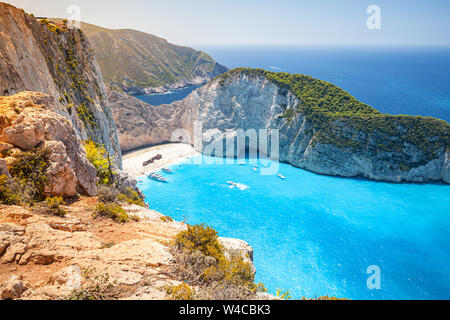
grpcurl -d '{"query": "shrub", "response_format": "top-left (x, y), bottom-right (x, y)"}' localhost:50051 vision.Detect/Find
top-left (174, 224), bottom-right (223, 260)
top-left (160, 216), bottom-right (174, 223)
top-left (97, 186), bottom-right (120, 204)
top-left (35, 196), bottom-right (67, 217)
top-left (166, 283), bottom-right (196, 300)
top-left (70, 267), bottom-right (115, 300)
top-left (117, 187), bottom-right (146, 207)
top-left (8, 147), bottom-right (50, 203)
top-left (76, 103), bottom-right (98, 131)
top-left (98, 185), bottom-right (146, 208)
top-left (93, 202), bottom-right (129, 223)
top-left (100, 242), bottom-right (116, 249)
top-left (171, 224), bottom-right (262, 300)
top-left (276, 289), bottom-right (292, 300)
top-left (0, 175), bottom-right (20, 205)
top-left (84, 140), bottom-right (114, 185)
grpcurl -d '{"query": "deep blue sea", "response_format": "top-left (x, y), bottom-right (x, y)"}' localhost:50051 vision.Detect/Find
top-left (137, 46), bottom-right (450, 299)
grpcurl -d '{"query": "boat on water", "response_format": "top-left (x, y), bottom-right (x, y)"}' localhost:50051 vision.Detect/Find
top-left (148, 173), bottom-right (168, 183)
top-left (162, 168), bottom-right (173, 174)
top-left (278, 174), bottom-right (286, 180)
top-left (253, 168), bottom-right (258, 173)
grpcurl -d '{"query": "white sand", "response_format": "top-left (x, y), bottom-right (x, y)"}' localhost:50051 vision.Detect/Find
top-left (122, 143), bottom-right (198, 178)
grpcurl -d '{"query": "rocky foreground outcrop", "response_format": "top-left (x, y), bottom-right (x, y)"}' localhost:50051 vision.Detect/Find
top-left (0, 92), bottom-right (97, 196)
top-left (0, 200), bottom-right (256, 300)
top-left (0, 3), bottom-right (121, 166)
top-left (109, 69), bottom-right (449, 184)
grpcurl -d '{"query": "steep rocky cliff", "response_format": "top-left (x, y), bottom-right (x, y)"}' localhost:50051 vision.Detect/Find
top-left (0, 92), bottom-right (97, 196)
top-left (109, 68), bottom-right (449, 184)
top-left (107, 89), bottom-right (188, 152)
top-left (192, 70), bottom-right (450, 183)
top-left (0, 3), bottom-right (121, 166)
top-left (77, 22), bottom-right (228, 95)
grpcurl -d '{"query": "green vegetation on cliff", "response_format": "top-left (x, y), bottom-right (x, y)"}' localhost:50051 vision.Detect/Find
top-left (169, 224), bottom-right (266, 300)
top-left (218, 68), bottom-right (449, 163)
top-left (73, 22), bottom-right (227, 90)
top-left (0, 147), bottom-right (50, 206)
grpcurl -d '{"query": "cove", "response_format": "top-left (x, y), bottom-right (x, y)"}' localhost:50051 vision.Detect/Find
top-left (138, 154), bottom-right (450, 300)
top-left (135, 85), bottom-right (201, 106)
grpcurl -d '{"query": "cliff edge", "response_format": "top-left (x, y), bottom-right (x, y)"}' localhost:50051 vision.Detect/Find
top-left (0, 3), bottom-right (121, 166)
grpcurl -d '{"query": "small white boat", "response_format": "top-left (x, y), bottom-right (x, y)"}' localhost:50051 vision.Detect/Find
top-left (278, 174), bottom-right (286, 180)
top-left (162, 168), bottom-right (173, 174)
top-left (253, 168), bottom-right (258, 173)
top-left (238, 162), bottom-right (246, 165)
top-left (148, 173), bottom-right (168, 183)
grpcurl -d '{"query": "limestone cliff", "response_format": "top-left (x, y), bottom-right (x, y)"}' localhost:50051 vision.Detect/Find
top-left (187, 70), bottom-right (450, 183)
top-left (107, 89), bottom-right (188, 152)
top-left (109, 69), bottom-right (449, 184)
top-left (0, 92), bottom-right (97, 196)
top-left (0, 3), bottom-right (121, 166)
top-left (78, 21), bottom-right (228, 95)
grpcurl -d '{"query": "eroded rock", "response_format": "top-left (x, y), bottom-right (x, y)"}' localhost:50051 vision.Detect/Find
top-left (50, 265), bottom-right (82, 290)
top-left (0, 92), bottom-right (98, 196)
top-left (0, 223), bottom-right (28, 263)
top-left (1, 275), bottom-right (26, 300)
top-left (43, 140), bottom-right (78, 197)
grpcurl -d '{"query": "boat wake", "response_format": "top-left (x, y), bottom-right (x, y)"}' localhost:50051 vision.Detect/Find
top-left (227, 181), bottom-right (250, 191)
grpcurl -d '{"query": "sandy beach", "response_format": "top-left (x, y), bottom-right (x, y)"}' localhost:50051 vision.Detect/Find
top-left (122, 143), bottom-right (198, 178)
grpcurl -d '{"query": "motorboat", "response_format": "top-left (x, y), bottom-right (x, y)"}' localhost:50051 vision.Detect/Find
top-left (162, 168), bottom-right (173, 174)
top-left (148, 173), bottom-right (168, 183)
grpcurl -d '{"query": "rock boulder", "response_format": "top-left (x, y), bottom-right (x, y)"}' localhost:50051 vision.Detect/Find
top-left (0, 92), bottom-right (97, 196)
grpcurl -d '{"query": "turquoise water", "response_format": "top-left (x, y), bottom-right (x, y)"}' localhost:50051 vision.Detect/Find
top-left (138, 155), bottom-right (450, 300)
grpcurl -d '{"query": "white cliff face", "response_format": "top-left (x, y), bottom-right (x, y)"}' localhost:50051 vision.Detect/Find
top-left (108, 69), bottom-right (449, 184)
top-left (173, 73), bottom-right (449, 184)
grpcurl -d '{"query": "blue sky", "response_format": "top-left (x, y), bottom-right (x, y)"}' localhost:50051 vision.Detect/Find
top-left (5, 0), bottom-right (450, 46)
